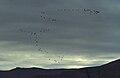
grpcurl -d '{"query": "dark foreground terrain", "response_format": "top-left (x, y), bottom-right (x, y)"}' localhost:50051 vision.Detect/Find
top-left (0, 59), bottom-right (120, 78)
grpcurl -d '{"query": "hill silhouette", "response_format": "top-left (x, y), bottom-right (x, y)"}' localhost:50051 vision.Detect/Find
top-left (0, 59), bottom-right (120, 78)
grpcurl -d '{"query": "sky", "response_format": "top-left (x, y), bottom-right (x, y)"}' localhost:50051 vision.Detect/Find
top-left (0, 0), bottom-right (120, 70)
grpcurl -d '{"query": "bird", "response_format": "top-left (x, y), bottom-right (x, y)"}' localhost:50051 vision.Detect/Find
top-left (58, 56), bottom-right (61, 58)
top-left (43, 17), bottom-right (46, 19)
top-left (35, 41), bottom-right (38, 43)
top-left (40, 50), bottom-right (43, 52)
top-left (43, 30), bottom-right (46, 33)
top-left (48, 18), bottom-right (51, 20)
top-left (95, 11), bottom-right (100, 14)
top-left (64, 9), bottom-right (66, 11)
top-left (52, 19), bottom-right (57, 22)
top-left (41, 16), bottom-right (43, 17)
top-left (33, 32), bottom-right (36, 35)
top-left (41, 11), bottom-right (46, 14)
top-left (36, 44), bottom-right (38, 46)
top-left (40, 30), bottom-right (42, 32)
top-left (47, 29), bottom-right (50, 31)
top-left (38, 48), bottom-right (41, 51)
top-left (54, 60), bottom-right (57, 62)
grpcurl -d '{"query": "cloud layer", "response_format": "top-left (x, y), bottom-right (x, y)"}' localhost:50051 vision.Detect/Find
top-left (0, 0), bottom-right (120, 70)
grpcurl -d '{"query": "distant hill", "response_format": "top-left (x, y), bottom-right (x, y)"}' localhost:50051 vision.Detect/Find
top-left (0, 59), bottom-right (120, 78)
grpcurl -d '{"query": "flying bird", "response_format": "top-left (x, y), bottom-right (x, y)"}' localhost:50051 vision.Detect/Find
top-left (95, 11), bottom-right (100, 14)
top-left (54, 60), bottom-right (57, 62)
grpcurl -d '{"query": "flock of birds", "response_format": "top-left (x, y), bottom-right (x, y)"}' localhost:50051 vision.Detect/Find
top-left (19, 8), bottom-right (100, 64)
top-left (40, 11), bottom-right (59, 23)
top-left (56, 8), bottom-right (100, 14)
top-left (39, 8), bottom-right (100, 23)
top-left (19, 28), bottom-right (64, 64)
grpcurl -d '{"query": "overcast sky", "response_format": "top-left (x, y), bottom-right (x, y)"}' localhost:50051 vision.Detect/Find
top-left (0, 0), bottom-right (120, 70)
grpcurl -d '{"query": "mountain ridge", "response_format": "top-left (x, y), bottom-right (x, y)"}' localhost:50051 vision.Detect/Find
top-left (0, 59), bottom-right (120, 78)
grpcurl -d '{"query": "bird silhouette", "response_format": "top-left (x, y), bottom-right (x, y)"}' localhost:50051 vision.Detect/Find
top-left (33, 32), bottom-right (36, 35)
top-left (94, 11), bottom-right (100, 14)
top-left (41, 11), bottom-right (46, 14)
top-left (38, 48), bottom-right (41, 51)
top-left (54, 60), bottom-right (57, 62)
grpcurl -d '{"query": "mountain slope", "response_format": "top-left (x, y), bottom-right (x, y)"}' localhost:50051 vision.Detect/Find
top-left (0, 59), bottom-right (120, 78)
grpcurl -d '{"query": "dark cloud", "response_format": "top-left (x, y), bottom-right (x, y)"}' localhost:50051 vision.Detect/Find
top-left (0, 0), bottom-right (120, 70)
